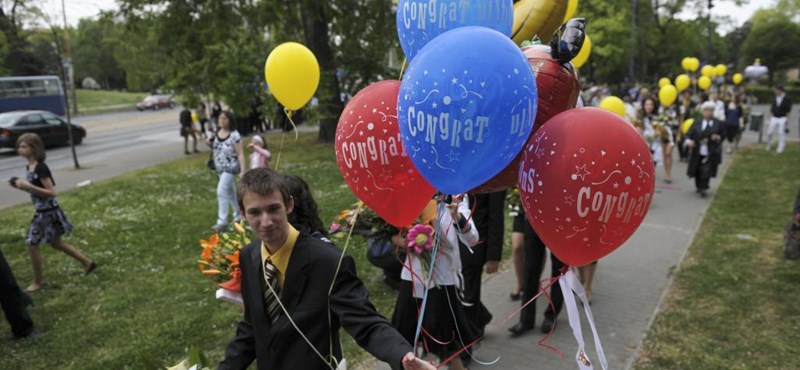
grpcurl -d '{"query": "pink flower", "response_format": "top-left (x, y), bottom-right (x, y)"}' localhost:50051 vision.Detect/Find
top-left (329, 223), bottom-right (341, 233)
top-left (407, 224), bottom-right (434, 255)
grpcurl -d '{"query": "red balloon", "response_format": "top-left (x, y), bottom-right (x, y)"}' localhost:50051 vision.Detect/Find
top-left (519, 107), bottom-right (656, 266)
top-left (471, 45), bottom-right (581, 193)
top-left (335, 80), bottom-right (435, 227)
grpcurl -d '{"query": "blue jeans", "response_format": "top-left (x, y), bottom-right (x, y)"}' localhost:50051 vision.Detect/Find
top-left (216, 172), bottom-right (240, 226)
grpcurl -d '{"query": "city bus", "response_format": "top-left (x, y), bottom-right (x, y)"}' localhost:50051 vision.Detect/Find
top-left (0, 76), bottom-right (67, 116)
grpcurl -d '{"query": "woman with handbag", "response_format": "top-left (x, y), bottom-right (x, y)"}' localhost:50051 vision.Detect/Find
top-left (206, 112), bottom-right (245, 232)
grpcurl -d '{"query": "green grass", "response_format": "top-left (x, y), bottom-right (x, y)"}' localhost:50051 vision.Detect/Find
top-left (0, 133), bottom-right (397, 369)
top-left (634, 144), bottom-right (800, 370)
top-left (76, 89), bottom-right (148, 113)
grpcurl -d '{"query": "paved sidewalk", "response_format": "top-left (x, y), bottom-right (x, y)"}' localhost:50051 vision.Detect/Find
top-left (371, 120), bottom-right (796, 370)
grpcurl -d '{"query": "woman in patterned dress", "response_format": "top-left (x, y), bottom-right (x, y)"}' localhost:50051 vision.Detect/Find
top-left (10, 133), bottom-right (95, 292)
top-left (206, 111), bottom-right (246, 232)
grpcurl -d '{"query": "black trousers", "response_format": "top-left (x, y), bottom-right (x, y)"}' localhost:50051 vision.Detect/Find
top-left (0, 249), bottom-right (34, 338)
top-left (694, 156), bottom-right (710, 191)
top-left (519, 223), bottom-right (565, 326)
top-left (460, 263), bottom-right (493, 335)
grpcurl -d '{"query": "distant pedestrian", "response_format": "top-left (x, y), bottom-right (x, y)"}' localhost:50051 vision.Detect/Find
top-left (765, 85), bottom-right (792, 154)
top-left (206, 112), bottom-right (245, 233)
top-left (196, 102), bottom-right (209, 136)
top-left (247, 135), bottom-right (271, 170)
top-left (211, 101), bottom-right (222, 133)
top-left (9, 133), bottom-right (96, 292)
top-left (685, 101), bottom-right (725, 198)
top-left (180, 106), bottom-right (198, 154)
top-left (0, 248), bottom-right (35, 339)
top-left (724, 95), bottom-right (745, 154)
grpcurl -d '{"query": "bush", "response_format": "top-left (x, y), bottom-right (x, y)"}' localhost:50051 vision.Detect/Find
top-left (745, 85), bottom-right (800, 104)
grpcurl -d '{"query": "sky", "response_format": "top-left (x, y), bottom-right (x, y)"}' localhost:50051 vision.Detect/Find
top-left (40, 0), bottom-right (772, 30)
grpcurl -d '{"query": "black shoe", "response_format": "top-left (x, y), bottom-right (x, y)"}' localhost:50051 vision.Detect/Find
top-left (12, 328), bottom-right (38, 341)
top-left (541, 317), bottom-right (556, 333)
top-left (508, 322), bottom-right (534, 337)
top-left (84, 262), bottom-right (97, 276)
top-left (509, 291), bottom-right (522, 301)
top-left (700, 190), bottom-right (708, 198)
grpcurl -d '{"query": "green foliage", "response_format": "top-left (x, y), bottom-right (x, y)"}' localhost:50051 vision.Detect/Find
top-left (634, 145), bottom-right (800, 369)
top-left (740, 12), bottom-right (800, 85)
top-left (75, 89), bottom-right (148, 112)
top-left (744, 85), bottom-right (800, 104)
top-left (73, 13), bottom-right (127, 90)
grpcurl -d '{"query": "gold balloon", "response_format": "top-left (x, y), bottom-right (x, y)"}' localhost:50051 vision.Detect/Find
top-left (658, 77), bottom-right (671, 88)
top-left (681, 57), bottom-right (692, 71)
top-left (687, 57), bottom-right (700, 72)
top-left (563, 0), bottom-right (579, 24)
top-left (698, 76), bottom-right (712, 90)
top-left (715, 64), bottom-right (727, 76)
top-left (572, 34), bottom-right (592, 69)
top-left (675, 74), bottom-right (691, 92)
top-left (512, 0), bottom-right (568, 45)
top-left (599, 96), bottom-right (626, 118)
top-left (732, 73), bottom-right (744, 85)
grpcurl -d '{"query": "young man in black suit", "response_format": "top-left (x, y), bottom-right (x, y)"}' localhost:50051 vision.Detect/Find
top-left (218, 168), bottom-right (434, 370)
top-left (685, 101), bottom-right (726, 198)
top-left (766, 85), bottom-right (792, 154)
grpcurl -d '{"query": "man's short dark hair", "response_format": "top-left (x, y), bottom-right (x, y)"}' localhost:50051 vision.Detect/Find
top-left (775, 85), bottom-right (785, 92)
top-left (237, 168), bottom-right (291, 210)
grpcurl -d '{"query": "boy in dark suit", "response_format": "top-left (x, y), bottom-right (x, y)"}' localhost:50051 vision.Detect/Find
top-left (766, 85), bottom-right (792, 154)
top-left (685, 101), bottom-right (726, 197)
top-left (219, 169), bottom-right (434, 370)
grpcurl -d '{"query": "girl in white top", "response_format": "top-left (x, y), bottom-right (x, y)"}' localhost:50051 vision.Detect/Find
top-left (392, 194), bottom-right (479, 370)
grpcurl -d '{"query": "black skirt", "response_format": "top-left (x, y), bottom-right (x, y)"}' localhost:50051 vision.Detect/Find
top-left (513, 212), bottom-right (528, 233)
top-left (391, 281), bottom-right (480, 358)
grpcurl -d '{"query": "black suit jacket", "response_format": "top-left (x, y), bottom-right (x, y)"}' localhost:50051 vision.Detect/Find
top-left (461, 192), bottom-right (505, 267)
top-left (771, 95), bottom-right (792, 117)
top-left (219, 234), bottom-right (411, 370)
top-left (686, 118), bottom-right (725, 178)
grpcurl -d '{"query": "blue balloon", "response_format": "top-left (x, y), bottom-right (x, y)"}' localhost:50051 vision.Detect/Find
top-left (396, 0), bottom-right (514, 61)
top-left (399, 26), bottom-right (538, 195)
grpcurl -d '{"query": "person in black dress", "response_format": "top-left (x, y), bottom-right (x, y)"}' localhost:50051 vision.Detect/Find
top-left (0, 248), bottom-right (35, 339)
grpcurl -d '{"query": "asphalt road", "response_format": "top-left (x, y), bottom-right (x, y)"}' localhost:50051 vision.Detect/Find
top-left (0, 108), bottom-right (197, 210)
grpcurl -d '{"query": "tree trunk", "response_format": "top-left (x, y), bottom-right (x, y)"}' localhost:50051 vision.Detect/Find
top-left (299, 1), bottom-right (342, 143)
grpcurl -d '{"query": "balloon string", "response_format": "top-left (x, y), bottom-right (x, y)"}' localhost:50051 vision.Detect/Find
top-left (399, 58), bottom-right (407, 80)
top-left (326, 202), bottom-right (364, 368)
top-left (274, 108), bottom-right (299, 171)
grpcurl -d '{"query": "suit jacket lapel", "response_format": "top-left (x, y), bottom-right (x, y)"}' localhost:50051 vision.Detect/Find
top-left (247, 242), bottom-right (269, 327)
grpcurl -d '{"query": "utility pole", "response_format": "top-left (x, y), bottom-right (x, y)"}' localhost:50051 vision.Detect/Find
top-left (59, 0), bottom-right (80, 169)
top-left (707, 0), bottom-right (714, 62)
top-left (628, 0), bottom-right (638, 83)
top-left (61, 0), bottom-right (78, 115)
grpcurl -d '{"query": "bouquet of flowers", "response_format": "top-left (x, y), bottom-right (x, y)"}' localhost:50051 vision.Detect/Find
top-left (198, 221), bottom-right (252, 305)
top-left (329, 201), bottom-right (400, 241)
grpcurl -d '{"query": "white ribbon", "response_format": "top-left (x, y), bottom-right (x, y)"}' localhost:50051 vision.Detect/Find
top-left (558, 270), bottom-right (608, 370)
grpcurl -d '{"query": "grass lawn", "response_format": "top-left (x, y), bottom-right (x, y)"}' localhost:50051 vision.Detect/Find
top-left (633, 144), bottom-right (800, 369)
top-left (0, 133), bottom-right (406, 369)
top-left (76, 89), bottom-right (148, 113)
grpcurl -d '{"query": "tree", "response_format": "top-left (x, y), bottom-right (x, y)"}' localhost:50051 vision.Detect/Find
top-left (0, 0), bottom-right (46, 75)
top-left (741, 13), bottom-right (800, 85)
top-left (73, 13), bottom-right (127, 89)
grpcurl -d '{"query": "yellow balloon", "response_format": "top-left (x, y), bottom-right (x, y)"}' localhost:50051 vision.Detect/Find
top-left (681, 118), bottom-right (694, 135)
top-left (659, 85), bottom-right (678, 107)
top-left (715, 64), bottom-right (727, 76)
top-left (572, 35), bottom-right (592, 69)
top-left (599, 96), bottom-right (626, 118)
top-left (658, 77), bottom-right (671, 88)
top-left (563, 0), bottom-right (578, 24)
top-left (698, 76), bottom-right (712, 90)
top-left (701, 65), bottom-right (715, 78)
top-left (675, 74), bottom-right (691, 92)
top-left (732, 73), bottom-right (744, 85)
top-left (191, 111), bottom-right (198, 123)
top-left (681, 57), bottom-right (692, 71)
top-left (688, 57), bottom-right (700, 72)
top-left (264, 42), bottom-right (320, 111)
top-left (512, 0), bottom-right (568, 45)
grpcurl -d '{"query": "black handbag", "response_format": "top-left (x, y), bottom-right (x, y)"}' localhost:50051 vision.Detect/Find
top-left (206, 153), bottom-right (216, 171)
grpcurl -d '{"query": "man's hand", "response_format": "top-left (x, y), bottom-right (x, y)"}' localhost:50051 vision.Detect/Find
top-left (685, 139), bottom-right (695, 149)
top-left (710, 133), bottom-right (721, 142)
top-left (402, 353), bottom-right (435, 370)
top-left (485, 260), bottom-right (499, 274)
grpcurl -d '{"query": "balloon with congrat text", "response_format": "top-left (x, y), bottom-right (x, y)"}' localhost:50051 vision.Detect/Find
top-left (335, 80), bottom-right (435, 227)
top-left (396, 0), bottom-right (514, 61)
top-left (518, 107), bottom-right (656, 266)
top-left (399, 26), bottom-right (538, 195)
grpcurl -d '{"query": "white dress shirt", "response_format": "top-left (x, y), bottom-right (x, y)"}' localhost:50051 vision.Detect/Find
top-left (699, 120), bottom-right (710, 157)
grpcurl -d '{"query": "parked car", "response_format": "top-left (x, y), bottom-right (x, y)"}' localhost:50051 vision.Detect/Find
top-left (0, 110), bottom-right (86, 148)
top-left (136, 94), bottom-right (175, 111)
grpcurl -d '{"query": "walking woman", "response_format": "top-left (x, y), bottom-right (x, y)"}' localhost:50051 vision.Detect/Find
top-left (9, 133), bottom-right (95, 292)
top-left (725, 95), bottom-right (745, 154)
top-left (207, 111), bottom-right (245, 233)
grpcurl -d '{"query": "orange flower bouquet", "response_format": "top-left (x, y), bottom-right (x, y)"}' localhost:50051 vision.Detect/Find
top-left (198, 221), bottom-right (252, 305)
